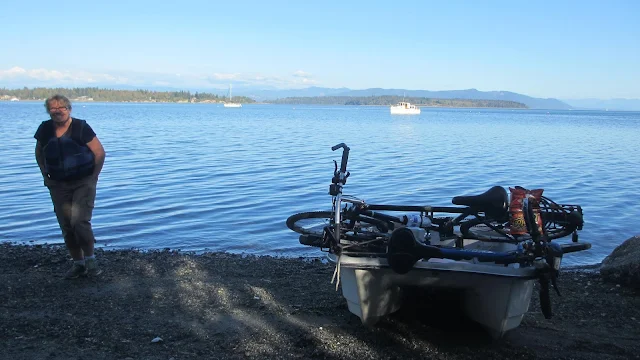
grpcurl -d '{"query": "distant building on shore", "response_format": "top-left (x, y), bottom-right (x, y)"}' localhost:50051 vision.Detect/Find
top-left (1, 95), bottom-right (20, 101)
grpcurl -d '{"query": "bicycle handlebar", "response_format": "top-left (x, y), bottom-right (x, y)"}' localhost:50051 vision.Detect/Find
top-left (332, 143), bottom-right (350, 174)
top-left (331, 142), bottom-right (348, 151)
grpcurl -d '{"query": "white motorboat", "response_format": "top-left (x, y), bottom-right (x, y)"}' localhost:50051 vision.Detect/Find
top-left (390, 101), bottom-right (420, 115)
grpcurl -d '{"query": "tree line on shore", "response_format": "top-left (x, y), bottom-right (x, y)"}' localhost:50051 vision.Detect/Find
top-left (1, 87), bottom-right (527, 108)
top-left (267, 95), bottom-right (527, 108)
top-left (0, 87), bottom-right (255, 103)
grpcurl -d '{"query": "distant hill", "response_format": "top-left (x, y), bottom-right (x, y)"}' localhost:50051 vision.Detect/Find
top-left (1, 84), bottom-right (574, 110)
top-left (338, 88), bottom-right (571, 110)
top-left (562, 98), bottom-right (640, 111)
top-left (266, 95), bottom-right (526, 108)
top-left (242, 87), bottom-right (571, 110)
top-left (239, 87), bottom-right (351, 100)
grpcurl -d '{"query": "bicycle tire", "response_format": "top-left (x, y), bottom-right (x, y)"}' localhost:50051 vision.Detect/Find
top-left (461, 212), bottom-right (577, 242)
top-left (286, 211), bottom-right (391, 239)
top-left (286, 211), bottom-right (334, 236)
top-left (461, 218), bottom-right (518, 242)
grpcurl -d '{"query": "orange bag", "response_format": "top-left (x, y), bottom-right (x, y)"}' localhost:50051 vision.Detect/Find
top-left (509, 187), bottom-right (544, 236)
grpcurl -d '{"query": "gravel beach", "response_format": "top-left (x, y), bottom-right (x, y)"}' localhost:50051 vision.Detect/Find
top-left (1, 243), bottom-right (638, 360)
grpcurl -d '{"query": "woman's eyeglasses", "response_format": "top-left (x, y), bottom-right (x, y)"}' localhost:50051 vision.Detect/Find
top-left (49, 107), bottom-right (68, 112)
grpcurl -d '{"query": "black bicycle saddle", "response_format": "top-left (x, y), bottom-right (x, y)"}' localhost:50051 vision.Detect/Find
top-left (451, 186), bottom-right (509, 218)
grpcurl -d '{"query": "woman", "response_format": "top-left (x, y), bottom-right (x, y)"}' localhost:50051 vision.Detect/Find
top-left (34, 94), bottom-right (106, 279)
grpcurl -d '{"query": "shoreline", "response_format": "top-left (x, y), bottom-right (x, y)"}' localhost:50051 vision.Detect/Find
top-left (1, 99), bottom-right (529, 108)
top-left (1, 242), bottom-right (638, 360)
top-left (4, 100), bottom-right (634, 111)
top-left (3, 239), bottom-right (606, 269)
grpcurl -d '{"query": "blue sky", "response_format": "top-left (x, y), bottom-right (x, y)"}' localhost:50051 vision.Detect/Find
top-left (1, 0), bottom-right (638, 99)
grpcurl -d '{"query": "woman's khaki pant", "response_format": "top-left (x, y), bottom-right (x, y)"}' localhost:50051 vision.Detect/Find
top-left (46, 176), bottom-right (97, 249)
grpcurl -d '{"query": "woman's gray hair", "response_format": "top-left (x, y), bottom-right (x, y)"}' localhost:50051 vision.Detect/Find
top-left (44, 94), bottom-right (72, 112)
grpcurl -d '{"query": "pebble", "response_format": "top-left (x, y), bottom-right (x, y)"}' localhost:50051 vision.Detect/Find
top-left (151, 337), bottom-right (163, 343)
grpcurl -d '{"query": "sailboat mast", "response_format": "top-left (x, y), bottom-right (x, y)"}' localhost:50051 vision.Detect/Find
top-left (223, 83), bottom-right (242, 107)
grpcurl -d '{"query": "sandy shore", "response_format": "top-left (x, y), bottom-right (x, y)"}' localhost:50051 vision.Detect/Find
top-left (0, 243), bottom-right (638, 360)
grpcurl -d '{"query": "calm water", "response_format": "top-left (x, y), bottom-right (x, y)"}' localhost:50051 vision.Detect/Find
top-left (1, 101), bottom-right (639, 266)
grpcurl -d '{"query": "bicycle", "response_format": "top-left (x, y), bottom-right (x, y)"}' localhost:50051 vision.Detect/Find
top-left (287, 143), bottom-right (585, 250)
top-left (286, 143), bottom-right (592, 319)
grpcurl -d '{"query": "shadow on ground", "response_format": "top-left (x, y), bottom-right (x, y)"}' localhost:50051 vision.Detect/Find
top-left (1, 243), bottom-right (638, 360)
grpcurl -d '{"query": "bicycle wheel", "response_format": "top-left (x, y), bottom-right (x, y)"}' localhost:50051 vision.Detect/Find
top-left (286, 211), bottom-right (333, 236)
top-left (461, 218), bottom-right (519, 243)
top-left (464, 218), bottom-right (580, 242)
top-left (286, 211), bottom-right (390, 237)
top-left (539, 208), bottom-right (583, 240)
top-left (462, 207), bottom-right (579, 242)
